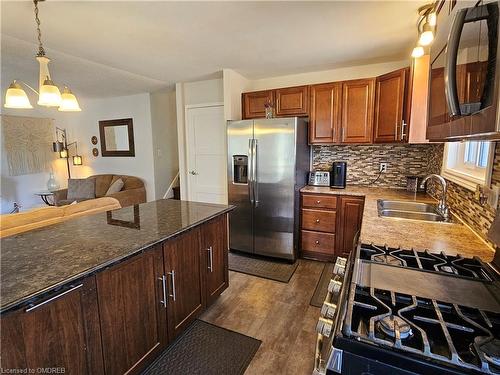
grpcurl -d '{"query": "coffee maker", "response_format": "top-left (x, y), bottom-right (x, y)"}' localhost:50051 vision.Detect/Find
top-left (331, 162), bottom-right (347, 189)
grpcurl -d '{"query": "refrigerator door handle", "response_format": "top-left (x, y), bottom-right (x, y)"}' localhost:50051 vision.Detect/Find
top-left (253, 139), bottom-right (259, 208)
top-left (248, 138), bottom-right (254, 204)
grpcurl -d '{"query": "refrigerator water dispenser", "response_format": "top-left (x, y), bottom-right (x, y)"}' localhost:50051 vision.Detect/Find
top-left (233, 155), bottom-right (248, 184)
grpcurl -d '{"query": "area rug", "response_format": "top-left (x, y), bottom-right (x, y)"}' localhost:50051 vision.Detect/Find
top-left (310, 262), bottom-right (335, 307)
top-left (141, 320), bottom-right (261, 375)
top-left (228, 251), bottom-right (298, 283)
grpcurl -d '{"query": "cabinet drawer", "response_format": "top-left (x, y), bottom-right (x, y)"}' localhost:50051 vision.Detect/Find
top-left (302, 194), bottom-right (337, 209)
top-left (301, 209), bottom-right (336, 233)
top-left (301, 230), bottom-right (335, 255)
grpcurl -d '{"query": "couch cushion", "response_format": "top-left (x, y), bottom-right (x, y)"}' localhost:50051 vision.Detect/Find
top-left (63, 197), bottom-right (120, 216)
top-left (94, 175), bottom-right (114, 197)
top-left (106, 178), bottom-right (124, 195)
top-left (1, 207), bottom-right (64, 230)
top-left (68, 178), bottom-right (96, 200)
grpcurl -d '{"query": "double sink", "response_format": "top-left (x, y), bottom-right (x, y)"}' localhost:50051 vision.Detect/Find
top-left (377, 199), bottom-right (452, 223)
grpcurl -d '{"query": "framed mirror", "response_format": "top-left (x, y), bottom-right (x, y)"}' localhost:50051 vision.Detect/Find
top-left (99, 118), bottom-right (135, 157)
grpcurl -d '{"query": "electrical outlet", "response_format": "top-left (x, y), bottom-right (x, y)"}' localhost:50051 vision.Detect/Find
top-left (379, 163), bottom-right (387, 173)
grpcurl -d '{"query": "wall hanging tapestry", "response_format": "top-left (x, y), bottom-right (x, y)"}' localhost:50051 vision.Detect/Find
top-left (1, 115), bottom-right (55, 176)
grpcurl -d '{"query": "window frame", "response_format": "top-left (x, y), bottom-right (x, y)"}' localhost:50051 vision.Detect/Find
top-left (441, 141), bottom-right (494, 191)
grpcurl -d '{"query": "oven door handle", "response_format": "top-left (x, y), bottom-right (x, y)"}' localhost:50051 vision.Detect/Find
top-left (445, 8), bottom-right (467, 118)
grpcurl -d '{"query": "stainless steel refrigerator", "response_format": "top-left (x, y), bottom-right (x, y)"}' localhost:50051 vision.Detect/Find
top-left (227, 117), bottom-right (310, 261)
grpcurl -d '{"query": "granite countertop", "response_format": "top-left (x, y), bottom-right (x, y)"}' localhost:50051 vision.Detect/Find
top-left (300, 186), bottom-right (495, 261)
top-left (0, 199), bottom-right (234, 313)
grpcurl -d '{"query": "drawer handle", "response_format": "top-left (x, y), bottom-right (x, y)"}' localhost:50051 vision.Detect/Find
top-left (316, 200), bottom-right (321, 204)
top-left (316, 219), bottom-right (320, 223)
top-left (315, 240), bottom-right (320, 244)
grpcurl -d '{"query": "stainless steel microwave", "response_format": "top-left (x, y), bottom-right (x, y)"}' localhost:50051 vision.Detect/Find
top-left (428, 0), bottom-right (499, 140)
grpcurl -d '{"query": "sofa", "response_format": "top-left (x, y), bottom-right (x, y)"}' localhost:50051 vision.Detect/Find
top-left (0, 197), bottom-right (121, 238)
top-left (53, 174), bottom-right (146, 208)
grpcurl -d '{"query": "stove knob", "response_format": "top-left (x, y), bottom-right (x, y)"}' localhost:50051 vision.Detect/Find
top-left (333, 262), bottom-right (346, 276)
top-left (336, 257), bottom-right (347, 266)
top-left (328, 277), bottom-right (342, 294)
top-left (316, 317), bottom-right (334, 337)
top-left (321, 301), bottom-right (337, 319)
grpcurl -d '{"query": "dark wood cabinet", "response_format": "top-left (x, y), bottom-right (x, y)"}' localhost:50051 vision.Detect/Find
top-left (373, 68), bottom-right (408, 143)
top-left (309, 83), bottom-right (341, 144)
top-left (0, 214), bottom-right (230, 375)
top-left (97, 248), bottom-right (167, 375)
top-left (200, 215), bottom-right (229, 306)
top-left (275, 85), bottom-right (309, 117)
top-left (242, 90), bottom-right (274, 119)
top-left (1, 277), bottom-right (104, 374)
top-left (163, 228), bottom-right (204, 341)
top-left (341, 79), bottom-right (375, 143)
top-left (336, 196), bottom-right (365, 256)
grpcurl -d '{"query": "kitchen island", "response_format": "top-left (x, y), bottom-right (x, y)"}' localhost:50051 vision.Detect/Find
top-left (1, 199), bottom-right (234, 374)
top-left (300, 186), bottom-right (494, 261)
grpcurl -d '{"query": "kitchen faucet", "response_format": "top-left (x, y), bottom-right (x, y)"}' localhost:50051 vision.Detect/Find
top-left (420, 174), bottom-right (450, 220)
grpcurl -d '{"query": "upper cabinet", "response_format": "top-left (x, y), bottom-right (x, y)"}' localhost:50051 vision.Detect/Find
top-left (242, 86), bottom-right (309, 119)
top-left (275, 85), bottom-right (309, 117)
top-left (309, 83), bottom-right (341, 144)
top-left (373, 68), bottom-right (408, 143)
top-left (341, 78), bottom-right (375, 144)
top-left (242, 90), bottom-right (274, 119)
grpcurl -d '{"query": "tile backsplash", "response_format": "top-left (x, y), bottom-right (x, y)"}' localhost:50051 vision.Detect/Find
top-left (312, 142), bottom-right (499, 247)
top-left (312, 144), bottom-right (443, 188)
top-left (427, 142), bottom-right (499, 246)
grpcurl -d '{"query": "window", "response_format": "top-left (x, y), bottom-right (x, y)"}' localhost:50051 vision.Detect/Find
top-left (442, 141), bottom-right (494, 190)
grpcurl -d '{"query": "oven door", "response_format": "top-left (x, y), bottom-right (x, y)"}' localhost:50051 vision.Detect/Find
top-left (444, 0), bottom-right (499, 137)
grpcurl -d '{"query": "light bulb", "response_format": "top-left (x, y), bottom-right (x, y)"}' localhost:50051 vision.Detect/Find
top-left (419, 22), bottom-right (434, 46)
top-left (412, 46), bottom-right (425, 58)
top-left (4, 81), bottom-right (33, 109)
top-left (58, 86), bottom-right (81, 112)
top-left (59, 149), bottom-right (68, 158)
top-left (38, 78), bottom-right (62, 107)
top-left (72, 155), bottom-right (82, 166)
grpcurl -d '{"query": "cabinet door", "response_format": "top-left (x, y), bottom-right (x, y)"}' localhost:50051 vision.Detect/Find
top-left (97, 248), bottom-right (167, 375)
top-left (200, 215), bottom-right (229, 306)
top-left (1, 277), bottom-right (103, 374)
top-left (275, 85), bottom-right (309, 117)
top-left (163, 228), bottom-right (204, 340)
top-left (341, 79), bottom-right (375, 143)
top-left (309, 83), bottom-right (341, 144)
top-left (337, 196), bottom-right (365, 256)
top-left (373, 68), bottom-right (407, 143)
top-left (242, 90), bottom-right (274, 119)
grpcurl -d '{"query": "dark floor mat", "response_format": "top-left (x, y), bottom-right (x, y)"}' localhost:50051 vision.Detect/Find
top-left (228, 251), bottom-right (298, 283)
top-left (142, 320), bottom-right (261, 375)
top-left (310, 262), bottom-right (335, 307)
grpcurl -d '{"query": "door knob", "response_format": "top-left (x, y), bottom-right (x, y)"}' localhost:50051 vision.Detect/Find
top-left (189, 170), bottom-right (198, 175)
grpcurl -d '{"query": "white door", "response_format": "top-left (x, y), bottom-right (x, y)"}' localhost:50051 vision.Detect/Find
top-left (186, 104), bottom-right (227, 204)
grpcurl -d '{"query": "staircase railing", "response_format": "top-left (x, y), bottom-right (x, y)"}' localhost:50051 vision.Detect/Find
top-left (163, 171), bottom-right (180, 199)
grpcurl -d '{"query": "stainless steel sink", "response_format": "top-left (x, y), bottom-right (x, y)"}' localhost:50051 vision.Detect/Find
top-left (377, 199), bottom-right (452, 223)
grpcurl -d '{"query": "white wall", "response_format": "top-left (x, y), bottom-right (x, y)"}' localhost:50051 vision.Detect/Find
top-left (247, 60), bottom-right (409, 91)
top-left (223, 69), bottom-right (250, 121)
top-left (1, 93), bottom-right (158, 214)
top-left (150, 88), bottom-right (178, 199)
top-left (69, 93), bottom-right (156, 200)
top-left (0, 108), bottom-right (76, 213)
top-left (175, 78), bottom-right (224, 200)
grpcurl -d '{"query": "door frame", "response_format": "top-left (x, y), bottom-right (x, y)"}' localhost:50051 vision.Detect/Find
top-left (183, 102), bottom-right (227, 203)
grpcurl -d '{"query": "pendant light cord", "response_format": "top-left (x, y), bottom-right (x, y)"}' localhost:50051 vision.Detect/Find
top-left (33, 0), bottom-right (45, 57)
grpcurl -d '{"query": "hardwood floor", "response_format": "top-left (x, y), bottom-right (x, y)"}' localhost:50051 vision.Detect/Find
top-left (200, 259), bottom-right (324, 375)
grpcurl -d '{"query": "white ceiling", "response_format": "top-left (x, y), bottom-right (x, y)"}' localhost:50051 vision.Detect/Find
top-left (1, 1), bottom-right (425, 98)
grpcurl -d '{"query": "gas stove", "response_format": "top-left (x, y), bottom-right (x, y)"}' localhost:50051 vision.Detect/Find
top-left (313, 243), bottom-right (500, 375)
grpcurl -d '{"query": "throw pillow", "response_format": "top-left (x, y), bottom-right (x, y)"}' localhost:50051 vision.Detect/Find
top-left (67, 178), bottom-right (96, 200)
top-left (105, 178), bottom-right (124, 196)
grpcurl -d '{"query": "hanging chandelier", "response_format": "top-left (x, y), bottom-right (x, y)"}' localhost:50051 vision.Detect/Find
top-left (4, 0), bottom-right (81, 111)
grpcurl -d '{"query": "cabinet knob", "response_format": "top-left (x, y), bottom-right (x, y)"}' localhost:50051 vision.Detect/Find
top-left (316, 200), bottom-right (321, 204)
top-left (316, 219), bottom-right (320, 223)
top-left (315, 240), bottom-right (320, 245)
